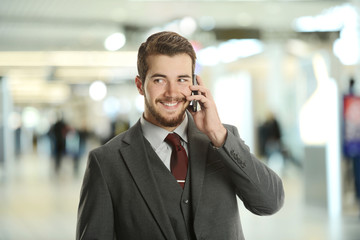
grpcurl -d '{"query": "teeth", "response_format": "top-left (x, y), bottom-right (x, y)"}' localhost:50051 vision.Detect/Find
top-left (163, 102), bottom-right (177, 107)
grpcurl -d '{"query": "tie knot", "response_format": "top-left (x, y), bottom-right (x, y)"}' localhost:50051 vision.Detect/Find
top-left (165, 133), bottom-right (181, 148)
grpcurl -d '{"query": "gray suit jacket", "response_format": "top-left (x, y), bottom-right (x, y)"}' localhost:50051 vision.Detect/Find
top-left (76, 114), bottom-right (284, 240)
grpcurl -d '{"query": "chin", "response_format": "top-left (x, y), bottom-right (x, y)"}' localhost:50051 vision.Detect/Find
top-left (162, 115), bottom-right (184, 127)
top-left (158, 110), bottom-right (186, 128)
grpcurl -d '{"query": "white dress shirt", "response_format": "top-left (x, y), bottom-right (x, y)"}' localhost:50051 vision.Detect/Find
top-left (140, 114), bottom-right (189, 171)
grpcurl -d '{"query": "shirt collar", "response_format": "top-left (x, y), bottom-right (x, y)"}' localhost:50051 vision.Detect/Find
top-left (140, 114), bottom-right (188, 150)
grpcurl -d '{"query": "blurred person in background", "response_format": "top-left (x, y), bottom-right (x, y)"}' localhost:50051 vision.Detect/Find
top-left (66, 125), bottom-right (88, 177)
top-left (344, 77), bottom-right (360, 217)
top-left (76, 31), bottom-right (284, 240)
top-left (48, 113), bottom-right (68, 175)
top-left (257, 112), bottom-right (299, 173)
top-left (263, 112), bottom-right (282, 159)
top-left (258, 112), bottom-right (282, 160)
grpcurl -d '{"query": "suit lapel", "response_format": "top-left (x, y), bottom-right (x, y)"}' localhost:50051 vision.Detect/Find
top-left (119, 121), bottom-right (177, 240)
top-left (187, 113), bottom-right (209, 219)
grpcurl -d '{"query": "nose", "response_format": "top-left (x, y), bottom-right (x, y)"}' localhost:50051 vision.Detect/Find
top-left (165, 81), bottom-right (177, 96)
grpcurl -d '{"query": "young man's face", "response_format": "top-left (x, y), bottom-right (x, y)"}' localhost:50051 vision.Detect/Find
top-left (135, 53), bottom-right (193, 131)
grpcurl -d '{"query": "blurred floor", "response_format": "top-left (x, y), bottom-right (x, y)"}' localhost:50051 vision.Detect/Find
top-left (0, 151), bottom-right (359, 240)
top-left (0, 151), bottom-right (84, 240)
top-left (240, 164), bottom-right (360, 240)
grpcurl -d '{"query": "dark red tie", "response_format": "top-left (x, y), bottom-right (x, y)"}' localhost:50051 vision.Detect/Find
top-left (165, 133), bottom-right (188, 188)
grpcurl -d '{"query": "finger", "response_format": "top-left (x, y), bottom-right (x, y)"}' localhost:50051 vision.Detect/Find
top-left (195, 75), bottom-right (204, 86)
top-left (190, 86), bottom-right (214, 102)
top-left (187, 94), bottom-right (211, 109)
top-left (187, 94), bottom-right (204, 101)
top-left (190, 84), bottom-right (210, 95)
top-left (190, 75), bottom-right (214, 100)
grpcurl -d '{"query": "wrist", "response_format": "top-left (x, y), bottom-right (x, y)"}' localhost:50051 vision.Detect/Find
top-left (208, 126), bottom-right (227, 148)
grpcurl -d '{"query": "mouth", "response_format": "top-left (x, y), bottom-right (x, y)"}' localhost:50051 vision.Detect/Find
top-left (161, 101), bottom-right (181, 110)
top-left (163, 102), bottom-right (178, 107)
top-left (158, 98), bottom-right (186, 110)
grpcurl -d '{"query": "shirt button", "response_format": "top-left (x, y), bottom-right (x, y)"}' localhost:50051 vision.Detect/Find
top-left (183, 199), bottom-right (189, 204)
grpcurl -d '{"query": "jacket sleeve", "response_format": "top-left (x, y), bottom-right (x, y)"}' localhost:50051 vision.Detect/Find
top-left (217, 125), bottom-right (285, 216)
top-left (76, 151), bottom-right (115, 240)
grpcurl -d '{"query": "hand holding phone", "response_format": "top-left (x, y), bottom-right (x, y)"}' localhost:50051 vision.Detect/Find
top-left (190, 74), bottom-right (199, 112)
top-left (187, 74), bottom-right (227, 146)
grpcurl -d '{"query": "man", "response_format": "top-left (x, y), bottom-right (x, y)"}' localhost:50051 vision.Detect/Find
top-left (76, 31), bottom-right (284, 240)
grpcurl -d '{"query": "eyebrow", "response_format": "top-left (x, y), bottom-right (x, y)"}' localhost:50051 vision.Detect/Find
top-left (150, 73), bottom-right (166, 78)
top-left (178, 74), bottom-right (191, 78)
top-left (149, 73), bottom-right (192, 79)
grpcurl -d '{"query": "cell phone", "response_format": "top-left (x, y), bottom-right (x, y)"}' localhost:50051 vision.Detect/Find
top-left (190, 74), bottom-right (199, 112)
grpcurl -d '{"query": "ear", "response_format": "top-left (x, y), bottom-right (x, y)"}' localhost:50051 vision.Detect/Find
top-left (135, 76), bottom-right (144, 95)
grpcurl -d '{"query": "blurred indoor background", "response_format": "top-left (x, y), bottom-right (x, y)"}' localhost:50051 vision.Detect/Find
top-left (1, 0), bottom-right (360, 239)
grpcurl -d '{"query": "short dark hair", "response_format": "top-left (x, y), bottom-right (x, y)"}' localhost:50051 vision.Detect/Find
top-left (137, 31), bottom-right (196, 82)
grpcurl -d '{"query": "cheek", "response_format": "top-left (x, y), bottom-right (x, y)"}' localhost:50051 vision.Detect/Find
top-left (144, 85), bottom-right (160, 100)
top-left (181, 86), bottom-right (192, 96)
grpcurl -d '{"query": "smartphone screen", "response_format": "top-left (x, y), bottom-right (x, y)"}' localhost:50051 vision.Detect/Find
top-left (191, 74), bottom-right (198, 112)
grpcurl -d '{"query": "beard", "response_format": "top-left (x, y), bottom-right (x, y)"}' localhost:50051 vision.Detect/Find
top-left (144, 95), bottom-right (188, 128)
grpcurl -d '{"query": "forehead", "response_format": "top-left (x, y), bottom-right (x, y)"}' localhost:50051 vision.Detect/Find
top-left (146, 54), bottom-right (192, 74)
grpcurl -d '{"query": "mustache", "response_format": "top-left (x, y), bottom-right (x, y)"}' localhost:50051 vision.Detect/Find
top-left (156, 97), bottom-right (187, 103)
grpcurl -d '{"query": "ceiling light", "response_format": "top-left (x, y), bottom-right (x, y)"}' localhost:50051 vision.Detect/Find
top-left (179, 17), bottom-right (197, 36)
top-left (197, 39), bottom-right (263, 66)
top-left (22, 107), bottom-right (40, 128)
top-left (292, 4), bottom-right (355, 32)
top-left (218, 39), bottom-right (263, 62)
top-left (332, 4), bottom-right (359, 65)
top-left (89, 81), bottom-right (107, 101)
top-left (104, 32), bottom-right (126, 51)
top-left (197, 46), bottom-right (220, 66)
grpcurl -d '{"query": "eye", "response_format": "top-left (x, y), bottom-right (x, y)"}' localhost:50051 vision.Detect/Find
top-left (154, 78), bottom-right (165, 84)
top-left (178, 78), bottom-right (188, 83)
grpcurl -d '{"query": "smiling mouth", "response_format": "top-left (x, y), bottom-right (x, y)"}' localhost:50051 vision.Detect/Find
top-left (163, 102), bottom-right (178, 107)
top-left (158, 97), bottom-right (186, 108)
